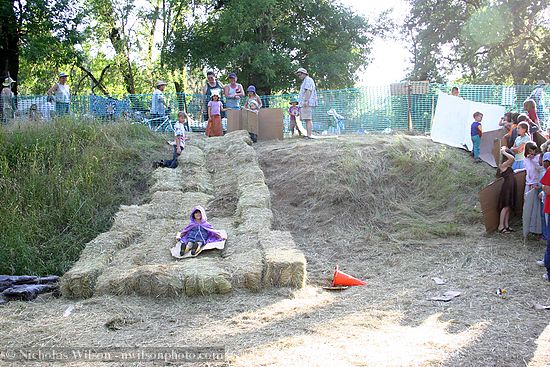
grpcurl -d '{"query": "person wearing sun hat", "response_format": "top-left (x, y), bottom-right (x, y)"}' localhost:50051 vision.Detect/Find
top-left (151, 80), bottom-right (169, 118)
top-left (223, 73), bottom-right (244, 110)
top-left (288, 96), bottom-right (302, 136)
top-left (47, 72), bottom-right (71, 116)
top-left (295, 67), bottom-right (317, 139)
top-left (1, 77), bottom-right (16, 122)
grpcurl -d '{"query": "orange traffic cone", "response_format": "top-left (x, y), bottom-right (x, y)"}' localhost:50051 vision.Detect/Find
top-left (332, 266), bottom-right (367, 287)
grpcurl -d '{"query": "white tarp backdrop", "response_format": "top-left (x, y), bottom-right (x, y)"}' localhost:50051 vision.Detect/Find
top-left (431, 91), bottom-right (506, 151)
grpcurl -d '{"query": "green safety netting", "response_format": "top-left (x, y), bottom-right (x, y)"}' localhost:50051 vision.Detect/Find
top-left (3, 84), bottom-right (548, 134)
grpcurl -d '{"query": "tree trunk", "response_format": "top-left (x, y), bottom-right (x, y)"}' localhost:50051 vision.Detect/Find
top-left (0, 0), bottom-right (20, 95)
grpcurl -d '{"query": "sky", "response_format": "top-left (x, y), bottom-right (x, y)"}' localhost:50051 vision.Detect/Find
top-left (339, 0), bottom-right (411, 86)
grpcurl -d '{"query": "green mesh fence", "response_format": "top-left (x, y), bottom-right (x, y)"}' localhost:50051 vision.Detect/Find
top-left (3, 84), bottom-right (549, 134)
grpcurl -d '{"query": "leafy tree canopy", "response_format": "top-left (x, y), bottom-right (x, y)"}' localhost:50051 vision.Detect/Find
top-left (404, 0), bottom-right (550, 84)
top-left (168, 0), bottom-right (377, 94)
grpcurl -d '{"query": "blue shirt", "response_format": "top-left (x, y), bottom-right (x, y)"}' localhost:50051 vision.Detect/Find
top-left (471, 121), bottom-right (481, 137)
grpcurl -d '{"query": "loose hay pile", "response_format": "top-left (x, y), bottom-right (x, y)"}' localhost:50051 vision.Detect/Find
top-left (61, 130), bottom-right (307, 299)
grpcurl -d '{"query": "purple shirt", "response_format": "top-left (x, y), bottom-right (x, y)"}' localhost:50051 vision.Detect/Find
top-left (208, 101), bottom-right (223, 116)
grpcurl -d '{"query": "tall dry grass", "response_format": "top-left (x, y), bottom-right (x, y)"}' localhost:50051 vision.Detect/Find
top-left (0, 118), bottom-right (165, 275)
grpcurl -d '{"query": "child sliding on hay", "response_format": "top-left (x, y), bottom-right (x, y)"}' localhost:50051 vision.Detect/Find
top-left (171, 206), bottom-right (227, 259)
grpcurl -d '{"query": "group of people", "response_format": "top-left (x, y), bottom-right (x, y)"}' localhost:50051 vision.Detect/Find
top-left (483, 96), bottom-right (550, 282)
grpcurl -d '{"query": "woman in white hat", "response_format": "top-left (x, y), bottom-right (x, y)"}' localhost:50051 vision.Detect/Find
top-left (47, 72), bottom-right (71, 116)
top-left (151, 80), bottom-right (169, 118)
top-left (1, 77), bottom-right (15, 122)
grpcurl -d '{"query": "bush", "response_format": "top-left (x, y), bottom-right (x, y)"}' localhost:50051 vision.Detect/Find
top-left (0, 118), bottom-right (165, 275)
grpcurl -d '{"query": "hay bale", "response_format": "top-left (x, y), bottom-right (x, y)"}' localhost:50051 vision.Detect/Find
top-left (224, 241), bottom-right (264, 292)
top-left (110, 205), bottom-right (147, 232)
top-left (94, 264), bottom-right (185, 297)
top-left (178, 145), bottom-right (206, 166)
top-left (221, 130), bottom-right (253, 146)
top-left (236, 183), bottom-right (271, 217)
top-left (60, 230), bottom-right (140, 299)
top-left (261, 230), bottom-right (306, 288)
top-left (143, 191), bottom-right (214, 220)
top-left (235, 165), bottom-right (266, 189)
top-left (182, 260), bottom-right (232, 296)
top-left (150, 168), bottom-right (183, 193)
top-left (235, 208), bottom-right (273, 235)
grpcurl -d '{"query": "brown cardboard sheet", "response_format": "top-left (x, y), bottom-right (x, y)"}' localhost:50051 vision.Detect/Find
top-left (479, 170), bottom-right (526, 233)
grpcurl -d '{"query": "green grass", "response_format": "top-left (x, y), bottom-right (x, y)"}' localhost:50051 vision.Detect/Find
top-left (0, 118), bottom-right (165, 275)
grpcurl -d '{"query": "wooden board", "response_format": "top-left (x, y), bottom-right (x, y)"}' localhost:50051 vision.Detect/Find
top-left (479, 170), bottom-right (526, 233)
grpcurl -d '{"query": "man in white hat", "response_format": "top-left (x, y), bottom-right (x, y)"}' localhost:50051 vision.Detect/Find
top-left (47, 72), bottom-right (71, 116)
top-left (151, 80), bottom-right (169, 118)
top-left (296, 67), bottom-right (317, 139)
top-left (1, 77), bottom-right (16, 122)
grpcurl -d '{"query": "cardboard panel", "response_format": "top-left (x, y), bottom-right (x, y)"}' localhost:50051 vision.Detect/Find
top-left (243, 110), bottom-right (259, 135)
top-left (258, 108), bottom-right (284, 141)
top-left (479, 170), bottom-right (526, 233)
top-left (479, 128), bottom-right (506, 167)
top-left (227, 110), bottom-right (243, 132)
top-left (479, 177), bottom-right (504, 233)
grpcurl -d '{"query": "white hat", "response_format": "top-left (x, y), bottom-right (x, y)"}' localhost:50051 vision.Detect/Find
top-left (155, 80), bottom-right (168, 87)
top-left (295, 67), bottom-right (308, 75)
top-left (537, 80), bottom-right (546, 85)
top-left (2, 77), bottom-right (15, 87)
top-left (59, 72), bottom-right (69, 78)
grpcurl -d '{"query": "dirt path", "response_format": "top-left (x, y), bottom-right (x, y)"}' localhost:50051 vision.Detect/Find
top-left (1, 135), bottom-right (550, 367)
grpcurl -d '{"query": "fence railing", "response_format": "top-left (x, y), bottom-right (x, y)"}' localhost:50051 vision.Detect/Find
top-left (1, 84), bottom-right (548, 134)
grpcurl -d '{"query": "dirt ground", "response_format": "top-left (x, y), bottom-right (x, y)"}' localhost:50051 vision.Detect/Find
top-left (1, 134), bottom-right (550, 367)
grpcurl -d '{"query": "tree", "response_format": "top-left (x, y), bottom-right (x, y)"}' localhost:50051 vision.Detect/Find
top-left (167, 0), bottom-right (376, 94)
top-left (404, 0), bottom-right (550, 84)
top-left (0, 0), bottom-right (83, 95)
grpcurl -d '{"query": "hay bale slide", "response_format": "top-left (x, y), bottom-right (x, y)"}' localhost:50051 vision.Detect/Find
top-left (61, 131), bottom-right (306, 298)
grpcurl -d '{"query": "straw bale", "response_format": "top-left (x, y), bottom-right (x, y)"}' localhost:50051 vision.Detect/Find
top-left (236, 183), bottom-right (271, 217)
top-left (94, 264), bottom-right (185, 297)
top-left (110, 205), bottom-right (147, 232)
top-left (60, 230), bottom-right (140, 299)
top-left (221, 130), bottom-right (253, 146)
top-left (181, 260), bottom-right (232, 296)
top-left (235, 165), bottom-right (266, 189)
top-left (224, 242), bottom-right (264, 292)
top-left (235, 208), bottom-right (273, 235)
top-left (261, 230), bottom-right (306, 288)
top-left (178, 145), bottom-right (206, 167)
top-left (143, 191), bottom-right (213, 220)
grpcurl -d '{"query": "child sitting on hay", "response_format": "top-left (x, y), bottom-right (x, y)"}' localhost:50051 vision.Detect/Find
top-left (172, 206), bottom-right (227, 258)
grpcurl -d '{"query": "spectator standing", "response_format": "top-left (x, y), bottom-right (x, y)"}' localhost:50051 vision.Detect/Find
top-left (296, 67), bottom-right (317, 139)
top-left (203, 71), bottom-right (224, 121)
top-left (223, 73), bottom-right (244, 110)
top-left (471, 112), bottom-right (483, 163)
top-left (151, 81), bottom-right (169, 118)
top-left (530, 81), bottom-right (546, 124)
top-left (244, 86), bottom-right (262, 112)
top-left (288, 97), bottom-right (302, 137)
top-left (206, 92), bottom-right (225, 137)
top-left (1, 77), bottom-right (15, 122)
top-left (47, 72), bottom-right (71, 116)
